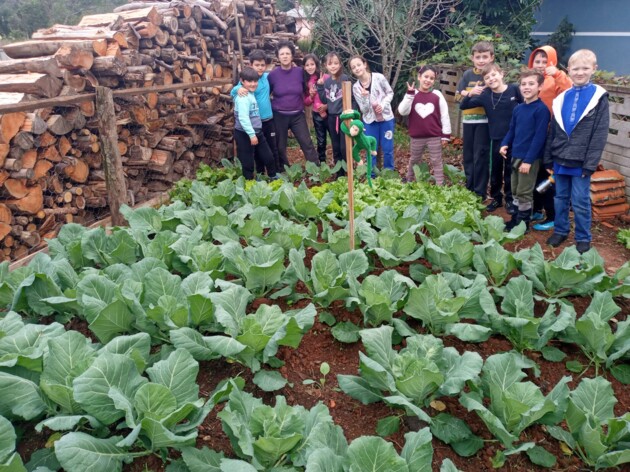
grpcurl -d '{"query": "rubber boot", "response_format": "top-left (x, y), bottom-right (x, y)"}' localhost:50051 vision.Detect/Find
top-left (518, 209), bottom-right (531, 232)
top-left (504, 212), bottom-right (521, 231)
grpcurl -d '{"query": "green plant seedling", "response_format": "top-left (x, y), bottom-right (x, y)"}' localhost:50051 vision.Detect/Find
top-left (303, 362), bottom-right (330, 390)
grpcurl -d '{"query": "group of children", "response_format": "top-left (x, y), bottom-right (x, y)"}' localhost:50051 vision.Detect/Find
top-left (456, 41), bottom-right (609, 253)
top-left (231, 40), bottom-right (609, 253)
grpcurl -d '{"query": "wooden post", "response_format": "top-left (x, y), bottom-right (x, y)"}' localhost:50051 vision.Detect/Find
top-left (95, 86), bottom-right (128, 226)
top-left (232, 0), bottom-right (244, 69)
top-left (341, 81), bottom-right (355, 250)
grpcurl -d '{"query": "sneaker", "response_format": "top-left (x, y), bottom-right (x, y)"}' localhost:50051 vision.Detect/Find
top-left (546, 233), bottom-right (568, 247)
top-left (533, 219), bottom-right (554, 231)
top-left (505, 202), bottom-right (517, 215)
top-left (576, 241), bottom-right (591, 254)
top-left (531, 212), bottom-right (545, 222)
top-left (486, 200), bottom-right (502, 212)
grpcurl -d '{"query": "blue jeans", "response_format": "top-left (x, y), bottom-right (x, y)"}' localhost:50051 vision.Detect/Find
top-left (364, 118), bottom-right (395, 170)
top-left (554, 173), bottom-right (592, 242)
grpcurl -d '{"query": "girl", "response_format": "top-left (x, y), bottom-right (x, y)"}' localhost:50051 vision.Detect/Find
top-left (398, 65), bottom-right (451, 184)
top-left (267, 40), bottom-right (319, 168)
top-left (349, 56), bottom-right (395, 171)
top-left (460, 63), bottom-right (523, 213)
top-left (317, 52), bottom-right (351, 175)
top-left (303, 54), bottom-right (329, 163)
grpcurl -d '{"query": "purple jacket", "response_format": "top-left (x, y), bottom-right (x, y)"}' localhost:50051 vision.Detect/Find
top-left (268, 66), bottom-right (305, 115)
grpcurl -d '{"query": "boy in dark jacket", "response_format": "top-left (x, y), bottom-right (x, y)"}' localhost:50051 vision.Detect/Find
top-left (544, 49), bottom-right (610, 254)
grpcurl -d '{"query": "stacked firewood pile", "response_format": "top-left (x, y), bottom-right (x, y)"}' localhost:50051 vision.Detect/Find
top-left (0, 0), bottom-right (297, 261)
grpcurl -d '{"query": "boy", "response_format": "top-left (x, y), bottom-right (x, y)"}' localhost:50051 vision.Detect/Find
top-left (232, 50), bottom-right (279, 174)
top-left (233, 67), bottom-right (277, 180)
top-left (456, 41), bottom-right (493, 201)
top-left (528, 46), bottom-right (573, 231)
top-left (499, 70), bottom-right (550, 231)
top-left (460, 63), bottom-right (522, 213)
top-left (544, 49), bottom-right (609, 254)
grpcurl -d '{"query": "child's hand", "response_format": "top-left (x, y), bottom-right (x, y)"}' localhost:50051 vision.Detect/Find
top-left (373, 104), bottom-right (383, 114)
top-left (545, 65), bottom-right (558, 76)
top-left (519, 162), bottom-right (531, 174)
top-left (317, 72), bottom-right (324, 86)
top-left (406, 81), bottom-right (416, 93)
top-left (237, 88), bottom-right (248, 97)
top-left (309, 84), bottom-right (317, 97)
top-left (250, 135), bottom-right (259, 145)
top-left (499, 146), bottom-right (509, 158)
top-left (469, 83), bottom-right (485, 96)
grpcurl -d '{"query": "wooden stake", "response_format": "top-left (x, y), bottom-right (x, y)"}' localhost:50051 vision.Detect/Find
top-left (95, 86), bottom-right (128, 226)
top-left (341, 81), bottom-right (355, 250)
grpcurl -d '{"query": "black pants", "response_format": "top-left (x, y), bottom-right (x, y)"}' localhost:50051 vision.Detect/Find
top-left (274, 111), bottom-right (319, 167)
top-left (327, 113), bottom-right (347, 175)
top-left (463, 123), bottom-right (490, 198)
top-left (261, 118), bottom-right (279, 173)
top-left (533, 164), bottom-right (555, 219)
top-left (313, 113), bottom-right (329, 162)
top-left (490, 138), bottom-right (512, 204)
top-left (234, 128), bottom-right (276, 180)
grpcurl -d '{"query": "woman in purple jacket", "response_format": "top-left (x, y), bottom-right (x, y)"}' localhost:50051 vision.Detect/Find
top-left (267, 41), bottom-right (319, 168)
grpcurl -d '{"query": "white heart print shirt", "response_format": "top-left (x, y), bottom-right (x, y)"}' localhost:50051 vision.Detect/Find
top-left (398, 89), bottom-right (451, 139)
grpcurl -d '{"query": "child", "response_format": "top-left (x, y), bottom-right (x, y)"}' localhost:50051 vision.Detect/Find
top-left (499, 69), bottom-right (550, 230)
top-left (349, 55), bottom-right (395, 171)
top-left (398, 65), bottom-right (451, 184)
top-left (544, 49), bottom-right (609, 254)
top-left (233, 67), bottom-right (277, 180)
top-left (232, 49), bottom-right (279, 175)
top-left (461, 63), bottom-right (523, 213)
top-left (303, 54), bottom-right (329, 163)
top-left (456, 41), bottom-right (494, 199)
top-left (528, 46), bottom-right (573, 231)
top-left (317, 52), bottom-right (352, 175)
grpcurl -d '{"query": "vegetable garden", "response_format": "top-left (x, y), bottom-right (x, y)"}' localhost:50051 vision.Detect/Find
top-left (1, 161), bottom-right (630, 472)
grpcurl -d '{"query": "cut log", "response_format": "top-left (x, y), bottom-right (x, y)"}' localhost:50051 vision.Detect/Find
top-left (2, 39), bottom-right (108, 59)
top-left (20, 113), bottom-right (48, 134)
top-left (56, 157), bottom-right (89, 183)
top-left (47, 115), bottom-right (74, 135)
top-left (91, 56), bottom-right (128, 76)
top-left (79, 7), bottom-right (163, 27)
top-left (54, 45), bottom-right (94, 70)
top-left (0, 92), bottom-right (26, 106)
top-left (0, 223), bottom-right (11, 241)
top-left (31, 159), bottom-right (54, 181)
top-left (0, 144), bottom-right (8, 167)
top-left (0, 204), bottom-right (12, 224)
top-left (0, 74), bottom-right (63, 98)
top-left (20, 149), bottom-right (37, 169)
top-left (0, 112), bottom-right (26, 144)
top-left (0, 56), bottom-right (63, 77)
top-left (32, 27), bottom-right (128, 48)
top-left (4, 179), bottom-right (29, 198)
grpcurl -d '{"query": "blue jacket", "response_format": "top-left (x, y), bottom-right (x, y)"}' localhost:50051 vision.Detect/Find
top-left (231, 72), bottom-right (273, 120)
top-left (501, 98), bottom-right (550, 164)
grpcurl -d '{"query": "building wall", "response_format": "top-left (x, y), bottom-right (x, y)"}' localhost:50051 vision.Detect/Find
top-left (532, 0), bottom-right (630, 74)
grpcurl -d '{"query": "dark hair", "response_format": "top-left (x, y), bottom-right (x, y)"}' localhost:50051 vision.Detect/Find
top-left (275, 40), bottom-right (295, 58)
top-left (481, 63), bottom-right (503, 77)
top-left (417, 64), bottom-right (438, 76)
top-left (472, 41), bottom-right (494, 55)
top-left (533, 49), bottom-right (548, 59)
top-left (325, 51), bottom-right (343, 79)
top-left (348, 55), bottom-right (369, 73)
top-left (248, 49), bottom-right (268, 64)
top-left (240, 66), bottom-right (259, 82)
top-left (520, 68), bottom-right (544, 86)
top-left (303, 53), bottom-right (321, 78)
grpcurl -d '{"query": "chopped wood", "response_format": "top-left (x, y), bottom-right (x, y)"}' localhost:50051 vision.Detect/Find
top-left (46, 115), bottom-right (73, 135)
top-left (0, 56), bottom-right (63, 77)
top-left (0, 112), bottom-right (26, 144)
top-left (79, 7), bottom-right (163, 27)
top-left (54, 44), bottom-right (95, 70)
top-left (20, 113), bottom-right (48, 134)
top-left (0, 74), bottom-right (62, 98)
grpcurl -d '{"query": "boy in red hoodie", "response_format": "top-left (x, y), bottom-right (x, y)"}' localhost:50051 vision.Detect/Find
top-left (528, 46), bottom-right (572, 231)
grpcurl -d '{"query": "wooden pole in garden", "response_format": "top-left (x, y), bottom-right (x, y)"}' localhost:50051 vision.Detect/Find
top-left (95, 86), bottom-right (128, 226)
top-left (341, 81), bottom-right (355, 249)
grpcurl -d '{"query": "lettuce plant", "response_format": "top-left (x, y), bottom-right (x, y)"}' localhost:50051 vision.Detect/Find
top-left (472, 239), bottom-right (517, 286)
top-left (420, 230), bottom-right (474, 274)
top-left (221, 241), bottom-right (286, 296)
top-left (338, 326), bottom-right (482, 422)
top-left (547, 377), bottom-right (630, 470)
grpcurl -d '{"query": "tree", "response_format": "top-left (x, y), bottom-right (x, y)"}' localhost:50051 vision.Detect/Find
top-left (310, 0), bottom-right (460, 91)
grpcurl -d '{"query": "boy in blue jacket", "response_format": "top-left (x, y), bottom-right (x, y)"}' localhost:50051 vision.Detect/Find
top-left (500, 69), bottom-right (550, 231)
top-left (544, 49), bottom-right (610, 253)
top-left (233, 67), bottom-right (277, 180)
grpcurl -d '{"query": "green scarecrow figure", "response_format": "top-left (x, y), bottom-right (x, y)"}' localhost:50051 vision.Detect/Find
top-left (340, 109), bottom-right (376, 187)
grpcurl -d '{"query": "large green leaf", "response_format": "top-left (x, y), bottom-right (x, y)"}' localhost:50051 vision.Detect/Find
top-left (346, 436), bottom-right (408, 472)
top-left (54, 433), bottom-right (131, 472)
top-left (400, 428), bottom-right (433, 471)
top-left (0, 372), bottom-right (46, 420)
top-left (0, 321), bottom-right (65, 371)
top-left (73, 352), bottom-right (147, 425)
top-left (566, 377), bottom-right (616, 434)
top-left (146, 349), bottom-right (198, 405)
top-left (170, 328), bottom-right (246, 361)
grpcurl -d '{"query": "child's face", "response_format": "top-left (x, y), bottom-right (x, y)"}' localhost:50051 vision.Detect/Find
top-left (471, 51), bottom-right (493, 69)
top-left (304, 58), bottom-right (317, 76)
top-left (569, 58), bottom-right (597, 86)
top-left (532, 53), bottom-right (548, 72)
top-left (483, 69), bottom-right (505, 91)
top-left (251, 59), bottom-right (267, 77)
top-left (326, 56), bottom-right (341, 76)
top-left (350, 58), bottom-right (367, 77)
top-left (417, 69), bottom-right (436, 92)
top-left (243, 79), bottom-right (258, 93)
top-left (519, 76), bottom-right (541, 102)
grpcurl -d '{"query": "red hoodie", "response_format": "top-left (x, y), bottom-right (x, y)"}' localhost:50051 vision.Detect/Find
top-left (528, 45), bottom-right (573, 112)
